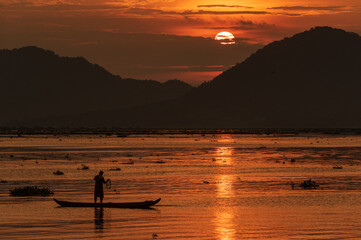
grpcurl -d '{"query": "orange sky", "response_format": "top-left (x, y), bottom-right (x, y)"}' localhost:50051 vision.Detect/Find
top-left (1, 0), bottom-right (361, 85)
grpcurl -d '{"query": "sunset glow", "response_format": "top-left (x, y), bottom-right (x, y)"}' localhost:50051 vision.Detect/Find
top-left (1, 0), bottom-right (361, 84)
top-left (2, 0), bottom-right (361, 238)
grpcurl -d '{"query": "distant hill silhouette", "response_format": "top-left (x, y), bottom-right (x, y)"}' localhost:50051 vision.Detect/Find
top-left (0, 46), bottom-right (193, 125)
top-left (6, 27), bottom-right (361, 128)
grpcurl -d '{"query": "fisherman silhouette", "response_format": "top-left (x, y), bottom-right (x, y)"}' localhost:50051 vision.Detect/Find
top-left (94, 171), bottom-right (110, 205)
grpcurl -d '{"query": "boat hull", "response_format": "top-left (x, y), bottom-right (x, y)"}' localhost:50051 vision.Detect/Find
top-left (53, 198), bottom-right (161, 208)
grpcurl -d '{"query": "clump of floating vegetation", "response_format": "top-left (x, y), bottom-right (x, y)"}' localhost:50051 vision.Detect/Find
top-left (109, 167), bottom-right (121, 171)
top-left (53, 170), bottom-right (64, 175)
top-left (10, 186), bottom-right (54, 196)
top-left (77, 164), bottom-right (89, 170)
top-left (122, 159), bottom-right (134, 165)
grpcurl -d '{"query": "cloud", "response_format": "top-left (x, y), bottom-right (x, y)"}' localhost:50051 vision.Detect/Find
top-left (3, 0), bottom-right (33, 7)
top-left (125, 8), bottom-right (178, 15)
top-left (1, 1), bottom-right (128, 11)
top-left (71, 41), bottom-right (98, 46)
top-left (268, 6), bottom-right (346, 11)
top-left (197, 19), bottom-right (275, 31)
top-left (120, 64), bottom-right (226, 73)
top-left (197, 5), bottom-right (253, 9)
top-left (126, 8), bottom-right (269, 15)
top-left (183, 10), bottom-right (269, 15)
top-left (229, 20), bottom-right (275, 30)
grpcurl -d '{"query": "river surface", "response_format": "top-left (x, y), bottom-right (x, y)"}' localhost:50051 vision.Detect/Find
top-left (1, 133), bottom-right (361, 239)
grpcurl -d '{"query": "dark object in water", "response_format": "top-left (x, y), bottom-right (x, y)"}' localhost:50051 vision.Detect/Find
top-left (300, 179), bottom-right (319, 189)
top-left (53, 170), bottom-right (64, 175)
top-left (122, 160), bottom-right (134, 165)
top-left (156, 160), bottom-right (165, 164)
top-left (333, 165), bottom-right (343, 169)
top-left (53, 198), bottom-right (161, 208)
top-left (10, 186), bottom-right (54, 196)
top-left (109, 167), bottom-right (121, 171)
top-left (77, 164), bottom-right (89, 170)
top-left (117, 133), bottom-right (128, 138)
top-left (0, 179), bottom-right (7, 183)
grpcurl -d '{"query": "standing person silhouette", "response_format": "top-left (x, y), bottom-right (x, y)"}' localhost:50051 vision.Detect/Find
top-left (94, 171), bottom-right (110, 205)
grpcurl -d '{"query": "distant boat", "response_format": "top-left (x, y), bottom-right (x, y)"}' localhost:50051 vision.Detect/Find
top-left (53, 198), bottom-right (161, 208)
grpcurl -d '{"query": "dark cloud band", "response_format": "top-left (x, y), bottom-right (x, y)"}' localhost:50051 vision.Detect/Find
top-left (197, 5), bottom-right (253, 9)
top-left (267, 6), bottom-right (346, 11)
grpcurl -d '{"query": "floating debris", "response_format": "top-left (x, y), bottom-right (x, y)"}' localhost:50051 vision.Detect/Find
top-left (152, 233), bottom-right (158, 239)
top-left (109, 167), bottom-right (121, 171)
top-left (122, 159), bottom-right (134, 165)
top-left (333, 165), bottom-right (343, 169)
top-left (77, 164), bottom-right (89, 170)
top-left (117, 133), bottom-right (128, 138)
top-left (10, 186), bottom-right (54, 196)
top-left (156, 160), bottom-right (166, 164)
top-left (203, 181), bottom-right (210, 184)
top-left (300, 179), bottom-right (319, 189)
top-left (53, 170), bottom-right (64, 175)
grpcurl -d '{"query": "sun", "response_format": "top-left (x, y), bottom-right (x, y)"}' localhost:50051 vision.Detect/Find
top-left (215, 31), bottom-right (235, 45)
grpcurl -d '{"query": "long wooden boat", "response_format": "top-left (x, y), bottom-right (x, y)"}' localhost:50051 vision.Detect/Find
top-left (53, 198), bottom-right (161, 208)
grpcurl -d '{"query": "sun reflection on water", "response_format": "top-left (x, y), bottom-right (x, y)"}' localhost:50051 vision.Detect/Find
top-left (215, 134), bottom-right (235, 165)
top-left (216, 211), bottom-right (236, 240)
top-left (216, 147), bottom-right (234, 165)
top-left (215, 172), bottom-right (237, 238)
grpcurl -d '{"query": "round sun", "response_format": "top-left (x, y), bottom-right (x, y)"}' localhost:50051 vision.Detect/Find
top-left (215, 31), bottom-right (235, 45)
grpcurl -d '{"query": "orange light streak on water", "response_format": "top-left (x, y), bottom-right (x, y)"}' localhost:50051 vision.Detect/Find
top-left (215, 174), bottom-right (237, 240)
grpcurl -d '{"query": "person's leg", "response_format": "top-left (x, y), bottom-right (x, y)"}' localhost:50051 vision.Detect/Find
top-left (94, 194), bottom-right (97, 204)
top-left (100, 196), bottom-right (103, 205)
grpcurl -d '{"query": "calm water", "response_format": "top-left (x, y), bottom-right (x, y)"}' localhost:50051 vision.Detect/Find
top-left (1, 134), bottom-right (361, 239)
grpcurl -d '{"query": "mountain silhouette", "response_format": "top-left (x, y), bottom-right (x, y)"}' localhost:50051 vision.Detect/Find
top-left (0, 46), bottom-right (193, 125)
top-left (5, 27), bottom-right (361, 128)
